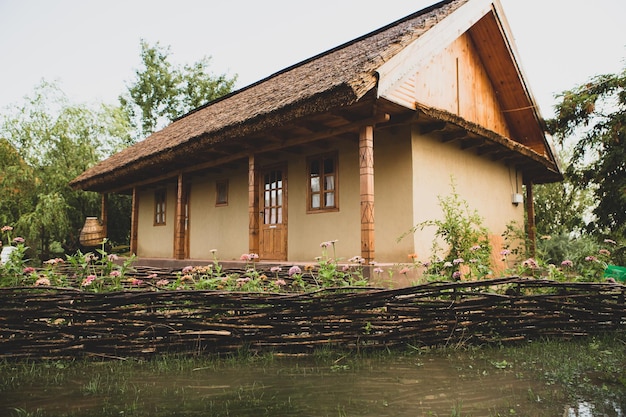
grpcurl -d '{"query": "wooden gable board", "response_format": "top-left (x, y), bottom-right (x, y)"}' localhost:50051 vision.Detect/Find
top-left (377, 0), bottom-right (557, 166)
top-left (377, 0), bottom-right (493, 100)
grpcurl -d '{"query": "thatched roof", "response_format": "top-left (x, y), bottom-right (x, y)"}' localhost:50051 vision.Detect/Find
top-left (70, 0), bottom-right (469, 192)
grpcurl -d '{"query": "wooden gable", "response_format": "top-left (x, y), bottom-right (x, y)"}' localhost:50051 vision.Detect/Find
top-left (377, 0), bottom-right (553, 158)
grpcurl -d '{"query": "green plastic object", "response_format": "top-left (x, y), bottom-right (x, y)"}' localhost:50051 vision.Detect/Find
top-left (604, 265), bottom-right (626, 283)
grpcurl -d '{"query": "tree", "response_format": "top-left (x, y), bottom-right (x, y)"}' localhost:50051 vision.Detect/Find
top-left (547, 65), bottom-right (626, 238)
top-left (120, 40), bottom-right (238, 140)
top-left (533, 148), bottom-right (594, 238)
top-left (0, 81), bottom-right (132, 259)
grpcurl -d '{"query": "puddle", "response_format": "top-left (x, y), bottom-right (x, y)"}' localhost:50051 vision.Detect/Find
top-left (1, 354), bottom-right (624, 416)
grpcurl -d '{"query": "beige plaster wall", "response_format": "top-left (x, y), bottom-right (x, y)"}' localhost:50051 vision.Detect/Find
top-left (137, 184), bottom-right (175, 258)
top-left (188, 170), bottom-right (249, 261)
top-left (410, 125), bottom-right (524, 262)
top-left (372, 126), bottom-right (416, 262)
top-left (287, 140), bottom-right (361, 263)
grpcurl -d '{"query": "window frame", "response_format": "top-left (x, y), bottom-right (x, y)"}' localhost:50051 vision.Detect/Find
top-left (215, 179), bottom-right (229, 206)
top-left (306, 152), bottom-right (339, 214)
top-left (154, 189), bottom-right (167, 226)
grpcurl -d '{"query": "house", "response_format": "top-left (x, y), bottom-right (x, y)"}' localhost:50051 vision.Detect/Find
top-left (70, 0), bottom-right (561, 276)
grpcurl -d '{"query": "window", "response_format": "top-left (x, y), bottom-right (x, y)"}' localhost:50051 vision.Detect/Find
top-left (216, 179), bottom-right (229, 206)
top-left (154, 189), bottom-right (166, 225)
top-left (307, 153), bottom-right (338, 212)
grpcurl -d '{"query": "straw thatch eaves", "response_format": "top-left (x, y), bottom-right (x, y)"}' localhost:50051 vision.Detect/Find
top-left (70, 0), bottom-right (560, 193)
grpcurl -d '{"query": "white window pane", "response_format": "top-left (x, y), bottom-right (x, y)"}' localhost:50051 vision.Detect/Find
top-left (311, 177), bottom-right (320, 193)
top-left (311, 194), bottom-right (320, 209)
top-left (325, 175), bottom-right (334, 191)
top-left (325, 192), bottom-right (334, 207)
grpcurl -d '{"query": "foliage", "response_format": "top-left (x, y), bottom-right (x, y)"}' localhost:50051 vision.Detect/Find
top-left (170, 243), bottom-right (368, 293)
top-left (532, 148), bottom-right (594, 237)
top-left (547, 65), bottom-right (626, 239)
top-left (119, 39), bottom-right (238, 140)
top-left (0, 82), bottom-right (133, 260)
top-left (402, 179), bottom-right (492, 280)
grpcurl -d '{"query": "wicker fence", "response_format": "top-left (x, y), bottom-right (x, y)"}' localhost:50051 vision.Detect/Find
top-left (1, 276), bottom-right (624, 360)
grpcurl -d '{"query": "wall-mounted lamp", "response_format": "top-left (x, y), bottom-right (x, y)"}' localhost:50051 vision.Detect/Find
top-left (511, 193), bottom-right (523, 206)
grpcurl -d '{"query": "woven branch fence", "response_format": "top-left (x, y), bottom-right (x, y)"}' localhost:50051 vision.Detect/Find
top-left (1, 276), bottom-right (624, 360)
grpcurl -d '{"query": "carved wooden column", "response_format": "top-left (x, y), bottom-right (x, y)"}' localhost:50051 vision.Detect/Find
top-left (359, 125), bottom-right (375, 263)
top-left (248, 154), bottom-right (259, 255)
top-left (130, 187), bottom-right (139, 256)
top-left (525, 179), bottom-right (536, 257)
top-left (174, 173), bottom-right (186, 260)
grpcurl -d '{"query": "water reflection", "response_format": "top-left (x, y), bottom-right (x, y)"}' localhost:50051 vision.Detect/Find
top-left (1, 354), bottom-right (623, 416)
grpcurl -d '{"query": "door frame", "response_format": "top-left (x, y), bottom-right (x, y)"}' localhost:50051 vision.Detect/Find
top-left (258, 164), bottom-right (288, 260)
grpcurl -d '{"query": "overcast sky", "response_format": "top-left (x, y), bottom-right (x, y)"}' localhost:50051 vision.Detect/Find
top-left (0, 0), bottom-right (624, 120)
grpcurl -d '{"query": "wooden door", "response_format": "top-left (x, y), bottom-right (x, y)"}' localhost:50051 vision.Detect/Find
top-left (259, 166), bottom-right (287, 260)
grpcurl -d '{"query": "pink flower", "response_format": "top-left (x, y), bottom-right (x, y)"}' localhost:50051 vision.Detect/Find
top-left (130, 278), bottom-right (144, 286)
top-left (585, 256), bottom-right (597, 262)
top-left (604, 239), bottom-right (617, 245)
top-left (288, 266), bottom-right (301, 276)
top-left (452, 271), bottom-right (462, 280)
top-left (275, 279), bottom-right (286, 286)
top-left (182, 265), bottom-right (194, 274)
top-left (399, 267), bottom-right (410, 275)
top-left (23, 267), bottom-right (36, 274)
top-left (146, 273), bottom-right (158, 279)
top-left (13, 237), bottom-right (24, 244)
top-left (240, 253), bottom-right (259, 261)
top-left (348, 256), bottom-right (365, 264)
top-left (82, 275), bottom-right (96, 286)
top-left (270, 266), bottom-right (282, 273)
top-left (35, 277), bottom-right (50, 286)
top-left (156, 279), bottom-right (170, 287)
top-left (1, 226), bottom-right (13, 232)
top-left (373, 267), bottom-right (384, 274)
top-left (110, 270), bottom-right (121, 277)
top-left (320, 241), bottom-right (332, 248)
top-left (500, 249), bottom-right (511, 256)
top-left (470, 245), bottom-right (481, 252)
top-left (599, 249), bottom-right (611, 256)
top-left (107, 254), bottom-right (119, 261)
top-left (561, 260), bottom-right (573, 268)
top-left (453, 258), bottom-right (464, 265)
top-left (522, 258), bottom-right (539, 268)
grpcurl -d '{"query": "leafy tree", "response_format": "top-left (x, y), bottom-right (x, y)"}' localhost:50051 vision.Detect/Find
top-left (533, 148), bottom-right (594, 238)
top-left (547, 65), bottom-right (626, 239)
top-left (120, 39), bottom-right (238, 140)
top-left (0, 81), bottom-right (132, 259)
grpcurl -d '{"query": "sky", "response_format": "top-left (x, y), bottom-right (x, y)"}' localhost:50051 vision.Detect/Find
top-left (0, 0), bottom-right (624, 120)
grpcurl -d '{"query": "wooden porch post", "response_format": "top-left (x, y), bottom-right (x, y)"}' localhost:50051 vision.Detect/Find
top-left (525, 179), bottom-right (536, 257)
top-left (248, 154), bottom-right (259, 255)
top-left (100, 193), bottom-right (108, 240)
top-left (359, 125), bottom-right (375, 263)
top-left (130, 187), bottom-right (138, 256)
top-left (174, 173), bottom-right (186, 260)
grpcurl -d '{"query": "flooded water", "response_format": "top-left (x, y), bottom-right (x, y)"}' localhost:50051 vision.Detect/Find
top-left (1, 352), bottom-right (624, 417)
